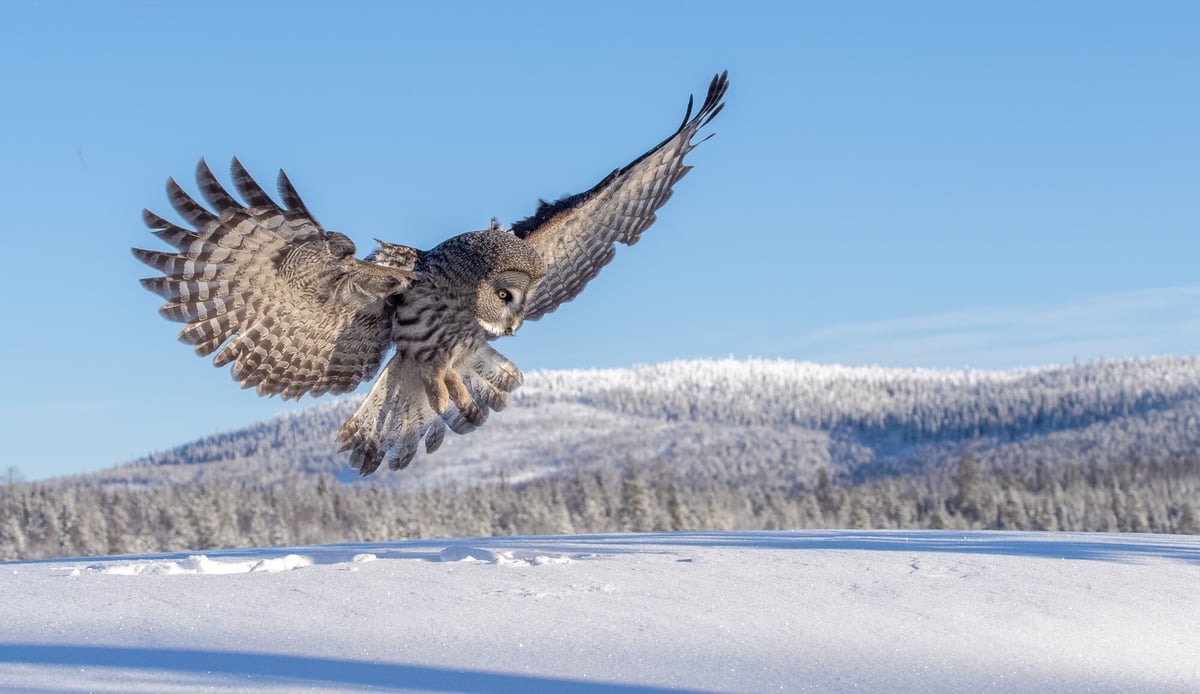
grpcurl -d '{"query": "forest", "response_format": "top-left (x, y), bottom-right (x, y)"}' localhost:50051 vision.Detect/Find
top-left (2, 449), bottom-right (1197, 561)
top-left (2, 357), bottom-right (1199, 561)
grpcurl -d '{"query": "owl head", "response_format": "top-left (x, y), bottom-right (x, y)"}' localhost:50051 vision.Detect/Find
top-left (433, 230), bottom-right (546, 338)
top-left (476, 267), bottom-right (540, 336)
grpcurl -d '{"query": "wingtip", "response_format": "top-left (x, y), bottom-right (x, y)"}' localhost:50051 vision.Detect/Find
top-left (137, 275), bottom-right (165, 293)
top-left (228, 157), bottom-right (278, 209)
top-left (698, 71), bottom-right (729, 127)
top-left (677, 71), bottom-right (729, 134)
top-left (130, 246), bottom-right (161, 268)
top-left (141, 208), bottom-right (166, 228)
top-left (195, 157), bottom-right (218, 190)
top-left (678, 93), bottom-right (695, 131)
top-left (276, 168), bottom-right (312, 217)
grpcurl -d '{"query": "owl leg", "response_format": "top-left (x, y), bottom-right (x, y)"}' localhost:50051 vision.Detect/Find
top-left (422, 366), bottom-right (485, 426)
top-left (423, 369), bottom-right (450, 414)
top-left (443, 369), bottom-right (485, 426)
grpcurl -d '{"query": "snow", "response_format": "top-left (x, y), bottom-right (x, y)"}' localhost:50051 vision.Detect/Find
top-left (1, 531), bottom-right (1197, 693)
top-left (100, 356), bottom-right (1200, 495)
top-left (93, 553), bottom-right (315, 576)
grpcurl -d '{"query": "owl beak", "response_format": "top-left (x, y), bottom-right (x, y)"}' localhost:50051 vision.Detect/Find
top-left (505, 317), bottom-right (522, 336)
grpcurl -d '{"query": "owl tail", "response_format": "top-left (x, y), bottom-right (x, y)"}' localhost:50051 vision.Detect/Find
top-left (336, 344), bottom-right (524, 475)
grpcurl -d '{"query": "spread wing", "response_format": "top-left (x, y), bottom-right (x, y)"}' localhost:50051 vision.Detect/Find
top-left (511, 71), bottom-right (728, 322)
top-left (133, 158), bottom-right (416, 400)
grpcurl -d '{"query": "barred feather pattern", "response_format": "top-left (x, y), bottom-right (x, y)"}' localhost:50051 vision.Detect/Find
top-left (512, 71), bottom-right (728, 322)
top-left (331, 245), bottom-right (530, 473)
top-left (336, 337), bottom-right (523, 474)
top-left (133, 158), bottom-right (414, 401)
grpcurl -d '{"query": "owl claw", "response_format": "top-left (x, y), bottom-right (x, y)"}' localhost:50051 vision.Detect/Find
top-left (424, 372), bottom-right (450, 414)
top-left (422, 366), bottom-right (483, 422)
top-left (443, 369), bottom-right (484, 424)
top-left (459, 401), bottom-right (486, 427)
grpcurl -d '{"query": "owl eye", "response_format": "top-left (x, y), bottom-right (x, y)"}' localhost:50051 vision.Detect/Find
top-left (497, 289), bottom-right (511, 302)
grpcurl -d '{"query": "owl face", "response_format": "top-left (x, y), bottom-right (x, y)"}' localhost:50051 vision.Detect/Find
top-left (476, 269), bottom-right (539, 337)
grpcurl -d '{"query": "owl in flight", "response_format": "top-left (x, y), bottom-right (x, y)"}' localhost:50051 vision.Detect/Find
top-left (134, 72), bottom-right (728, 475)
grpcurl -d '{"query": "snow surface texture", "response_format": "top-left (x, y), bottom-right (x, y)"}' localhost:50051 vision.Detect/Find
top-left (1, 531), bottom-right (1198, 693)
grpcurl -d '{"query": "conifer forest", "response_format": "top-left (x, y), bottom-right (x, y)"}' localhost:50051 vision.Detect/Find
top-left (3, 358), bottom-right (1199, 561)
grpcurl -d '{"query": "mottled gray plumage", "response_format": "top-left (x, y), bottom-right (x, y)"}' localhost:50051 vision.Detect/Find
top-left (134, 72), bottom-right (728, 474)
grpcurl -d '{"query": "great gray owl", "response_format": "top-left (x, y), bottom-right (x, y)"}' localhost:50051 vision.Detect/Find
top-left (134, 71), bottom-right (728, 475)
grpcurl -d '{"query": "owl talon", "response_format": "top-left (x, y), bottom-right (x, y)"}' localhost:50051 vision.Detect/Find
top-left (460, 401), bottom-right (486, 427)
top-left (443, 368), bottom-right (484, 424)
top-left (424, 373), bottom-right (450, 414)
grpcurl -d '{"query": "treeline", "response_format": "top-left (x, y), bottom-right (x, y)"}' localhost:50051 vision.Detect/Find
top-left (3, 451), bottom-right (1197, 562)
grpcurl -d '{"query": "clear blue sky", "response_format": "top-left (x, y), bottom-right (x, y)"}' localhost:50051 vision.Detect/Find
top-left (1, 1), bottom-right (1197, 480)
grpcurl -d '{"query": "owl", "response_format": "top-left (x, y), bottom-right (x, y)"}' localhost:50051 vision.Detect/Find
top-left (134, 72), bottom-right (728, 475)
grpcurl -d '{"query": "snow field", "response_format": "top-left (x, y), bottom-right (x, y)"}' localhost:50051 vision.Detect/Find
top-left (1, 530), bottom-right (1197, 693)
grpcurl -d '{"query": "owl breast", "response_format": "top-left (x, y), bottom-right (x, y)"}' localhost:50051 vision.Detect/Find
top-left (390, 281), bottom-right (485, 364)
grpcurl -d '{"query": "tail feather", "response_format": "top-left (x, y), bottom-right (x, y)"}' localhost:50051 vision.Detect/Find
top-left (458, 343), bottom-right (523, 412)
top-left (336, 344), bottom-right (525, 475)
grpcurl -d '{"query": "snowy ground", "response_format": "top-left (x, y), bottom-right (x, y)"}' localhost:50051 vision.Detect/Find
top-left (1, 530), bottom-right (1198, 693)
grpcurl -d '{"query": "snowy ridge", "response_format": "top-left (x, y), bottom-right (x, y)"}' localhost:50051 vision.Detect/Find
top-left (85, 356), bottom-right (1200, 490)
top-left (520, 356), bottom-right (1200, 431)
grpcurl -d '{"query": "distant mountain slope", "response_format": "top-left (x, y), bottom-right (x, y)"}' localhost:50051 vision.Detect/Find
top-left (87, 357), bottom-right (1200, 490)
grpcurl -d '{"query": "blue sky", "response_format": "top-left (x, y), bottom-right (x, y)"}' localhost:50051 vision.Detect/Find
top-left (1, 2), bottom-right (1197, 480)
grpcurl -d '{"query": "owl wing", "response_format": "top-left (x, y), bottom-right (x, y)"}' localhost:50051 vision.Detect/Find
top-left (511, 71), bottom-right (727, 322)
top-left (133, 158), bottom-right (416, 400)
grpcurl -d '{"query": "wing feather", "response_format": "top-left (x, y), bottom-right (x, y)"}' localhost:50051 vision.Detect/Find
top-left (230, 157), bottom-right (276, 209)
top-left (511, 71), bottom-right (728, 321)
top-left (133, 159), bottom-right (416, 401)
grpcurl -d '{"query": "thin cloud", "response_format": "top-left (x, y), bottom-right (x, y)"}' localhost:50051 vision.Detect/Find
top-left (793, 286), bottom-right (1200, 370)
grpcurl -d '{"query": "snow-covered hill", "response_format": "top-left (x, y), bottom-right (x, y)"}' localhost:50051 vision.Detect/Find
top-left (2, 530), bottom-right (1197, 692)
top-left (91, 356), bottom-right (1200, 491)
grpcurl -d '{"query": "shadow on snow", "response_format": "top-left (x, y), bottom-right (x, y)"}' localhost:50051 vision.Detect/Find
top-left (0, 644), bottom-right (712, 693)
top-left (502, 530), bottom-right (1200, 565)
top-left (16, 530), bottom-right (1200, 569)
